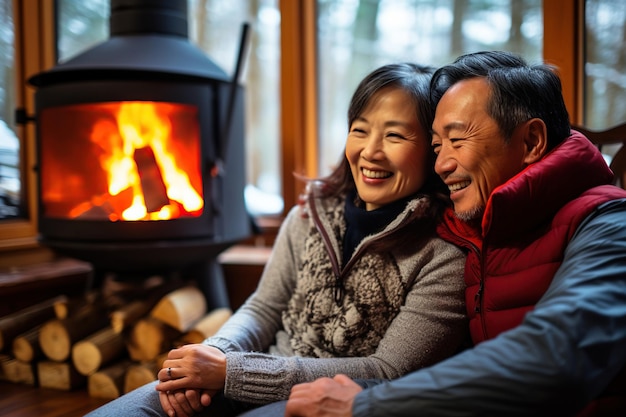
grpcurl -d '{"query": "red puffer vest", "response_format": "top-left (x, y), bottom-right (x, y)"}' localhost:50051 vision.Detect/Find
top-left (437, 132), bottom-right (626, 416)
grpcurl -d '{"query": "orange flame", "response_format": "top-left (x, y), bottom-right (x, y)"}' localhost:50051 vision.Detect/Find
top-left (90, 101), bottom-right (203, 221)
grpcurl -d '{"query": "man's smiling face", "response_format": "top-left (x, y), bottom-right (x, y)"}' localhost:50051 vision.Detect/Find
top-left (431, 78), bottom-right (529, 221)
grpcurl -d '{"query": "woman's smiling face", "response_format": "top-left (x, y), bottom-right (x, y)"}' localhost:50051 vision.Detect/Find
top-left (346, 87), bottom-right (431, 211)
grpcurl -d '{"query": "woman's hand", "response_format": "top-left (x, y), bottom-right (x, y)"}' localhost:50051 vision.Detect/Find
top-left (155, 344), bottom-right (226, 416)
top-left (157, 344), bottom-right (227, 392)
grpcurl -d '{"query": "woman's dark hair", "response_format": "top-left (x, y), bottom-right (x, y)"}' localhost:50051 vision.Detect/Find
top-left (430, 51), bottom-right (571, 150)
top-left (301, 62), bottom-right (450, 250)
top-left (316, 63), bottom-right (438, 196)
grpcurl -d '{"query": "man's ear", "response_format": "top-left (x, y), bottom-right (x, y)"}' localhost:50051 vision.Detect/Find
top-left (522, 118), bottom-right (548, 165)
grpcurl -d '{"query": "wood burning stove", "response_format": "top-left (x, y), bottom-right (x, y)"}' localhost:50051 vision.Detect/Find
top-left (24, 0), bottom-right (251, 307)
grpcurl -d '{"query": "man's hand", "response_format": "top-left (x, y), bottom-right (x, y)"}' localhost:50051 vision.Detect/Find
top-left (285, 374), bottom-right (363, 417)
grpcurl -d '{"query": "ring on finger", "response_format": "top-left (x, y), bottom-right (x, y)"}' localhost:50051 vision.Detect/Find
top-left (167, 367), bottom-right (172, 378)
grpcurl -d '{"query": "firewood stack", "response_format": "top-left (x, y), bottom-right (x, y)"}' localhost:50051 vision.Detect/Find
top-left (0, 279), bottom-right (232, 400)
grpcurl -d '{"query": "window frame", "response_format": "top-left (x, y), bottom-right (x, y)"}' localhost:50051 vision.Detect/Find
top-left (0, 0), bottom-right (55, 258)
top-left (1, 0), bottom-right (586, 262)
top-left (543, 0), bottom-right (584, 123)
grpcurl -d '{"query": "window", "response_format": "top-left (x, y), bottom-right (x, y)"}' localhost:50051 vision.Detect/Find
top-left (56, 0), bottom-right (108, 61)
top-left (0, 0), bottom-right (20, 219)
top-left (583, 0), bottom-right (626, 129)
top-left (57, 0), bottom-right (283, 217)
top-left (55, 0), bottom-right (543, 220)
top-left (188, 0), bottom-right (282, 217)
top-left (316, 0), bottom-right (543, 176)
top-left (1, 0), bottom-right (617, 259)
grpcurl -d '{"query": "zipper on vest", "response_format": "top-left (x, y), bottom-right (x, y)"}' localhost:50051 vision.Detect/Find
top-left (307, 192), bottom-right (412, 305)
top-left (441, 218), bottom-right (489, 340)
top-left (477, 240), bottom-right (488, 340)
top-left (459, 238), bottom-right (482, 314)
top-left (474, 281), bottom-right (483, 313)
top-left (308, 193), bottom-right (345, 304)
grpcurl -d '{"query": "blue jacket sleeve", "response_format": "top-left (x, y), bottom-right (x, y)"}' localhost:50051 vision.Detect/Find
top-left (353, 199), bottom-right (626, 417)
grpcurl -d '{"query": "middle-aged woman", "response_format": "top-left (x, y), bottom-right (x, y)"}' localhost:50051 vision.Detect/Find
top-left (85, 62), bottom-right (468, 417)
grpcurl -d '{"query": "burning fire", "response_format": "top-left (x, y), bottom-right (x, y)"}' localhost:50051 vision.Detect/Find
top-left (73, 101), bottom-right (203, 221)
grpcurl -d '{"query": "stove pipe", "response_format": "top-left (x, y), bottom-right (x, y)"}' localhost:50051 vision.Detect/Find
top-left (30, 0), bottom-right (230, 86)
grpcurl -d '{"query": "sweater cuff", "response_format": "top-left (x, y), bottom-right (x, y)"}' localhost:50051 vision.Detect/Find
top-left (203, 336), bottom-right (240, 353)
top-left (223, 352), bottom-right (293, 404)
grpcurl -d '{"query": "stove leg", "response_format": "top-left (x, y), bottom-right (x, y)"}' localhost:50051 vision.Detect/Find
top-left (89, 269), bottom-right (109, 290)
top-left (192, 259), bottom-right (231, 310)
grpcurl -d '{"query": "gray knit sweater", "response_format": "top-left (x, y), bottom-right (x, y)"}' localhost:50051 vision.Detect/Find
top-left (204, 188), bottom-right (467, 405)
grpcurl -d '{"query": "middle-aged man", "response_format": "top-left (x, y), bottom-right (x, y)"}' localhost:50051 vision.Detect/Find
top-left (266, 51), bottom-right (626, 417)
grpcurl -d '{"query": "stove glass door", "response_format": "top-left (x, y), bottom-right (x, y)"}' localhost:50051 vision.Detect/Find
top-left (39, 101), bottom-right (203, 221)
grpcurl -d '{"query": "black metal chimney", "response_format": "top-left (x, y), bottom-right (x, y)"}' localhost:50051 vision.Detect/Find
top-left (25, 0), bottom-right (251, 287)
top-left (29, 0), bottom-right (229, 86)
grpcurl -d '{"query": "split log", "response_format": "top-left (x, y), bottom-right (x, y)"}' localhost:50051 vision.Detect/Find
top-left (54, 291), bottom-right (99, 319)
top-left (12, 325), bottom-right (44, 363)
top-left (1, 355), bottom-right (36, 385)
top-left (123, 354), bottom-right (167, 393)
top-left (178, 307), bottom-right (232, 345)
top-left (110, 300), bottom-right (150, 334)
top-left (150, 286), bottom-right (207, 332)
top-left (127, 317), bottom-right (182, 362)
top-left (0, 295), bottom-right (67, 352)
top-left (39, 302), bottom-right (110, 362)
top-left (72, 326), bottom-right (126, 376)
top-left (110, 280), bottom-right (183, 334)
top-left (0, 354), bottom-right (7, 380)
top-left (37, 360), bottom-right (86, 390)
top-left (88, 359), bottom-right (133, 399)
top-left (124, 362), bottom-right (157, 393)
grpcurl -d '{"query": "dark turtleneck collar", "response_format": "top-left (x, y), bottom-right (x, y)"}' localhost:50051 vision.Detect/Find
top-left (342, 188), bottom-right (413, 267)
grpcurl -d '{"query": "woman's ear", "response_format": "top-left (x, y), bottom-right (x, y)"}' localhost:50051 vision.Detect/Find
top-left (522, 118), bottom-right (548, 165)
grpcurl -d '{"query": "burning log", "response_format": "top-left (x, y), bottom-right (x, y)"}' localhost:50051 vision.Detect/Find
top-left (12, 325), bottom-right (44, 363)
top-left (88, 359), bottom-right (133, 399)
top-left (150, 285), bottom-right (207, 333)
top-left (39, 302), bottom-right (110, 362)
top-left (72, 326), bottom-right (127, 376)
top-left (73, 188), bottom-right (134, 220)
top-left (37, 360), bottom-right (86, 390)
top-left (178, 307), bottom-right (232, 345)
top-left (127, 317), bottom-right (182, 362)
top-left (133, 146), bottom-right (169, 213)
top-left (73, 202), bottom-right (115, 220)
top-left (0, 295), bottom-right (66, 352)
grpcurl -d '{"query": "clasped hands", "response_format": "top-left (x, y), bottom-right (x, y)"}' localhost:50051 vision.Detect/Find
top-left (156, 344), bottom-right (226, 417)
top-left (155, 343), bottom-right (362, 417)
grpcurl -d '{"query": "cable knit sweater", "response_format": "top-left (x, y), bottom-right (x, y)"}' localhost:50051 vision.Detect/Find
top-left (203, 187), bottom-right (468, 405)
